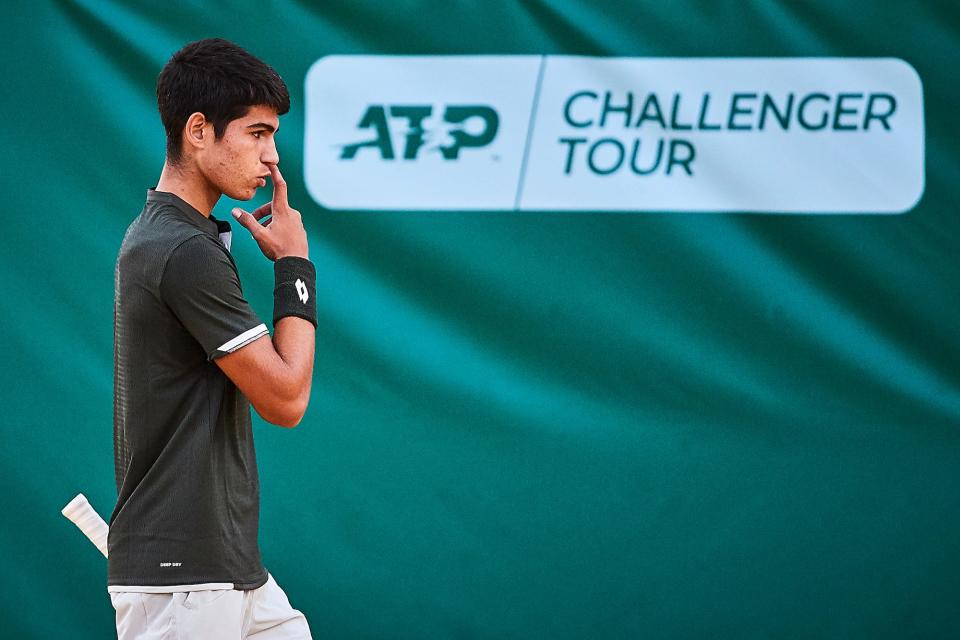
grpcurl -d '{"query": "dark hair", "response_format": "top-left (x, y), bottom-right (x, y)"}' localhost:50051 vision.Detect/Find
top-left (157, 38), bottom-right (290, 164)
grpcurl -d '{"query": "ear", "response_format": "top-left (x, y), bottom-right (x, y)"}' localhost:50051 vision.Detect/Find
top-left (183, 112), bottom-right (210, 153)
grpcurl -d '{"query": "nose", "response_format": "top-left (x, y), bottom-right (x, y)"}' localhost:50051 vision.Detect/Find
top-left (262, 136), bottom-right (279, 166)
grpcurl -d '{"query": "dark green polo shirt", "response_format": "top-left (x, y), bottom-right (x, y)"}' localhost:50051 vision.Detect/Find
top-left (109, 190), bottom-right (269, 590)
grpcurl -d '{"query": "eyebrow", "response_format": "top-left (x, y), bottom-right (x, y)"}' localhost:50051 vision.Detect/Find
top-left (246, 122), bottom-right (277, 133)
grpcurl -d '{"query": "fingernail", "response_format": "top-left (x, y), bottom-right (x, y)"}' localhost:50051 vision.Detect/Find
top-left (231, 208), bottom-right (241, 219)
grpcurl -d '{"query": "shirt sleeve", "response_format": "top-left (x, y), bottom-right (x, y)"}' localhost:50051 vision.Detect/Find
top-left (160, 234), bottom-right (269, 360)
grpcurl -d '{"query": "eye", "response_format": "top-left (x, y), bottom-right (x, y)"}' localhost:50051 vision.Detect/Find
top-left (252, 131), bottom-right (263, 139)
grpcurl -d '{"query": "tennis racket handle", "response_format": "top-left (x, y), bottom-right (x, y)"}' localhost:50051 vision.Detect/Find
top-left (62, 493), bottom-right (109, 558)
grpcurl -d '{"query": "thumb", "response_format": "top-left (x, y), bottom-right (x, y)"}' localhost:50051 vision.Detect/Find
top-left (231, 207), bottom-right (265, 239)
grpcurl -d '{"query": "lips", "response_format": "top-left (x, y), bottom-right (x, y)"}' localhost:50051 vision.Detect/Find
top-left (256, 177), bottom-right (267, 187)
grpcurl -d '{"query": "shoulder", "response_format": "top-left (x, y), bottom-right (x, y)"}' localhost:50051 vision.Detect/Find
top-left (160, 233), bottom-right (240, 296)
top-left (167, 232), bottom-right (230, 262)
top-left (118, 214), bottom-right (207, 283)
top-left (122, 204), bottom-right (211, 256)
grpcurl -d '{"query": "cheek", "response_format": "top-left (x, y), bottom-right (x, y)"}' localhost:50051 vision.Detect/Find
top-left (203, 136), bottom-right (259, 194)
top-left (215, 147), bottom-right (247, 182)
top-left (218, 144), bottom-right (260, 197)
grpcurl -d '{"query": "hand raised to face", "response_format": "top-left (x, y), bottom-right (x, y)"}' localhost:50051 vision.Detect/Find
top-left (231, 164), bottom-right (308, 261)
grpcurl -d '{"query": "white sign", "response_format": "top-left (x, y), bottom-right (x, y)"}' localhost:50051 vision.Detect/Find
top-left (304, 56), bottom-right (924, 214)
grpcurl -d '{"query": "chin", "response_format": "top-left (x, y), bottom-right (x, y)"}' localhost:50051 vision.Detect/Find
top-left (227, 187), bottom-right (257, 201)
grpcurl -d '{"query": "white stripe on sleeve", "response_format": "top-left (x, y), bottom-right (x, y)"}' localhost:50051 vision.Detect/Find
top-left (216, 324), bottom-right (268, 354)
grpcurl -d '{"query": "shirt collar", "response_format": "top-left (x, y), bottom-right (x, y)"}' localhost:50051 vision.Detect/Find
top-left (146, 189), bottom-right (232, 249)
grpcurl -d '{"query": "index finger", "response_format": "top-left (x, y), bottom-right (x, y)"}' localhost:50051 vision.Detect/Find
top-left (251, 202), bottom-right (272, 221)
top-left (269, 164), bottom-right (288, 207)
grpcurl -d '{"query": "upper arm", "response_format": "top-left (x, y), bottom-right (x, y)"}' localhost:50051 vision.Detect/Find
top-left (160, 236), bottom-right (307, 426)
top-left (161, 235), bottom-right (267, 360)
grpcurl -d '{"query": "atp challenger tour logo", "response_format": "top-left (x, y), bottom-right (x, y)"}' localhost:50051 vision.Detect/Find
top-left (304, 56), bottom-right (924, 213)
top-left (340, 105), bottom-right (499, 160)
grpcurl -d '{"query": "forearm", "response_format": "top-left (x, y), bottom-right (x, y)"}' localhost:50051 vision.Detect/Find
top-left (217, 257), bottom-right (318, 427)
top-left (265, 256), bottom-right (317, 425)
top-left (271, 315), bottom-right (315, 418)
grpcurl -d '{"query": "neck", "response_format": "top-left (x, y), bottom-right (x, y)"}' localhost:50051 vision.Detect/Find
top-left (155, 159), bottom-right (220, 217)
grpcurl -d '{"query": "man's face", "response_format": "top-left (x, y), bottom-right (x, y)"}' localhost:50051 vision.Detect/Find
top-left (196, 104), bottom-right (280, 201)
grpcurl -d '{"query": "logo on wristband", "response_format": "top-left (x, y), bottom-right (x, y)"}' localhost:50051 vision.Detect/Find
top-left (295, 279), bottom-right (309, 304)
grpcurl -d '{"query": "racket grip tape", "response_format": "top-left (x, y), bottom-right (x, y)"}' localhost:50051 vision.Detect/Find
top-left (62, 493), bottom-right (109, 558)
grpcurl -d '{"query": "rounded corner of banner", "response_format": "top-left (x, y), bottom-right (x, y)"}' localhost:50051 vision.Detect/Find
top-left (302, 167), bottom-right (337, 211)
top-left (886, 57), bottom-right (924, 93)
top-left (892, 174), bottom-right (926, 215)
top-left (304, 54), bottom-right (343, 82)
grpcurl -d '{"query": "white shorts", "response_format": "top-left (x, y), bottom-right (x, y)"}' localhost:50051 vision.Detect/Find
top-left (110, 573), bottom-right (311, 639)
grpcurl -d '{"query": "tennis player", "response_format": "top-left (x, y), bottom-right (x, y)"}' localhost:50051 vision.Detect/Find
top-left (109, 38), bottom-right (315, 638)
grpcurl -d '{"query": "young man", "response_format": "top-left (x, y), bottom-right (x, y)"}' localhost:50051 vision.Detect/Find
top-left (109, 38), bottom-right (315, 639)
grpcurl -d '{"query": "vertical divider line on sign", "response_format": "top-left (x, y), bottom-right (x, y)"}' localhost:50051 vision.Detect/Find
top-left (513, 55), bottom-right (549, 211)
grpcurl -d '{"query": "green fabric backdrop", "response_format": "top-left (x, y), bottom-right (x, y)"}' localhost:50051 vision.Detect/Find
top-left (3, 1), bottom-right (958, 637)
